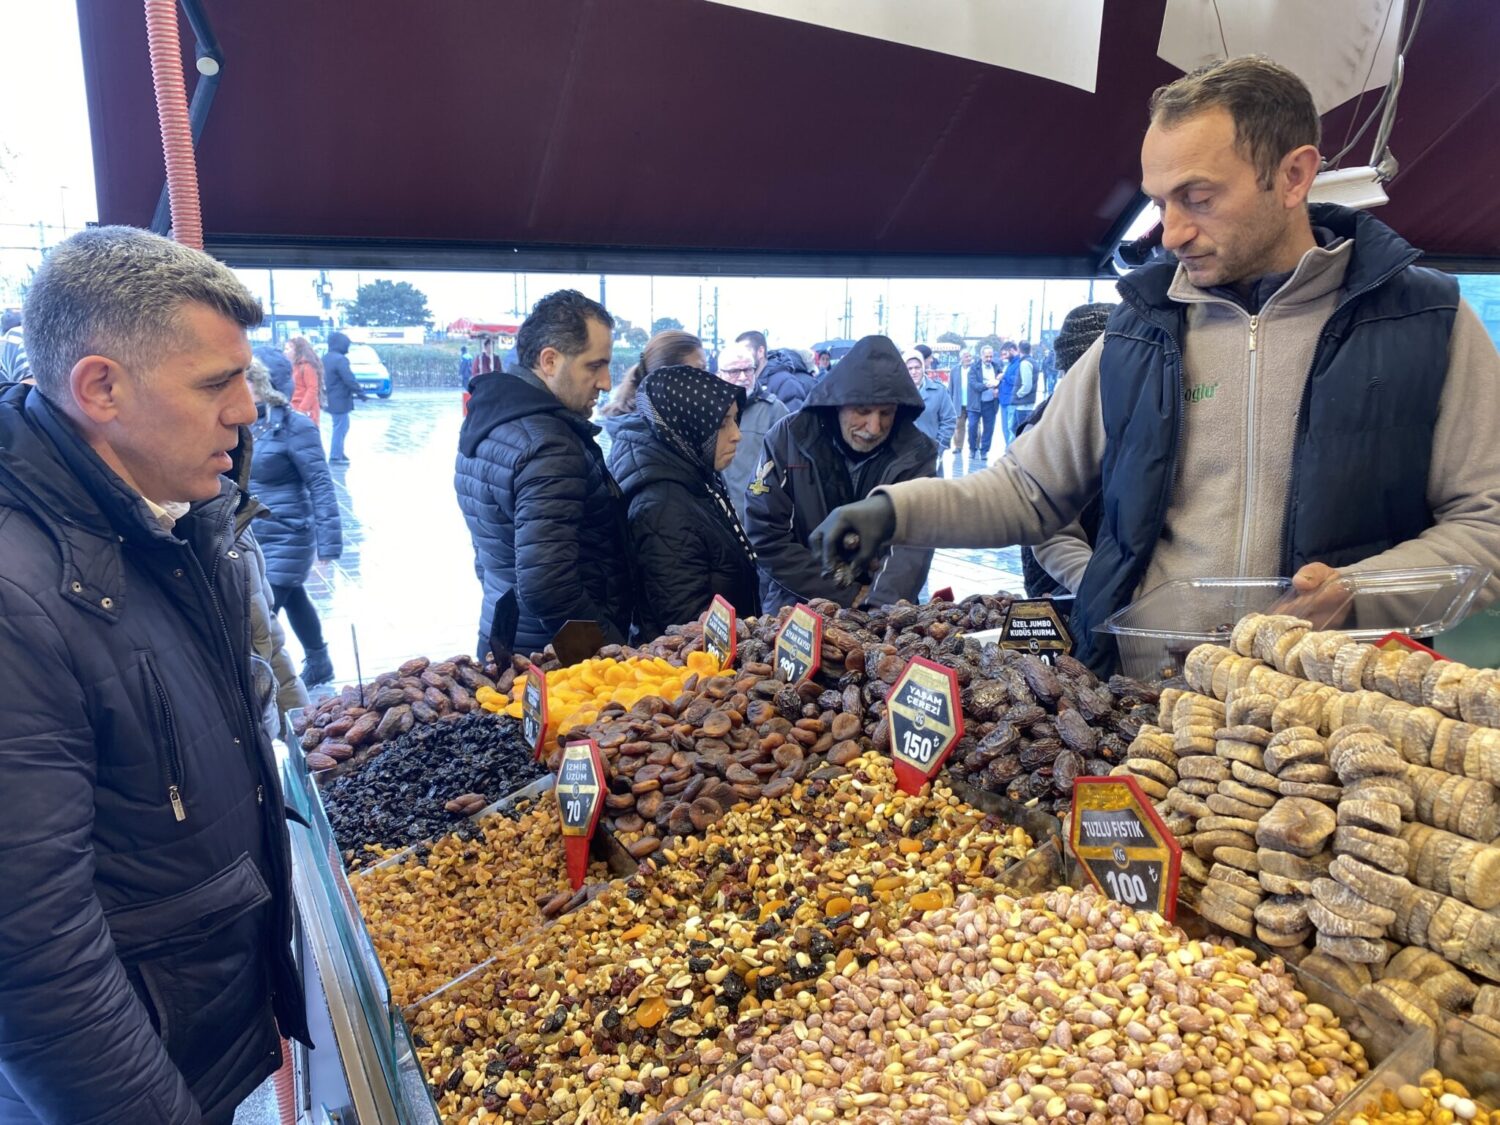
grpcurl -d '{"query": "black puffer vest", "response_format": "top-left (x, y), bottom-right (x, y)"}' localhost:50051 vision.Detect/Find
top-left (1073, 204), bottom-right (1459, 673)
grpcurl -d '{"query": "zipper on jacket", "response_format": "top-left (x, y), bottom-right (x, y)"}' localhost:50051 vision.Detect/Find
top-left (141, 653), bottom-right (188, 822)
top-left (1278, 253), bottom-right (1418, 572)
top-left (1237, 314), bottom-right (1260, 576)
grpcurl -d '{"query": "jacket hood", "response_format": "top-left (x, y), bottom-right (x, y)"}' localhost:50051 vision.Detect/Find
top-left (802, 334), bottom-right (925, 424)
top-left (459, 369), bottom-right (591, 457)
top-left (1118, 202), bottom-right (1422, 316)
top-left (759, 347), bottom-right (812, 379)
top-left (607, 412), bottom-right (706, 499)
top-left (326, 331), bottom-right (351, 354)
top-left (253, 345), bottom-right (293, 384)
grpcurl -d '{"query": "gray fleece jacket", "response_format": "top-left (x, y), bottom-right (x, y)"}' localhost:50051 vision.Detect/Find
top-left (880, 241), bottom-right (1500, 605)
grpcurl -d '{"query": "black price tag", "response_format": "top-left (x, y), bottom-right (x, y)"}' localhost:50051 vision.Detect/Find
top-left (774, 604), bottom-right (822, 685)
top-left (885, 656), bottom-right (963, 794)
top-left (523, 671), bottom-right (548, 761)
top-left (999, 599), bottom-right (1073, 664)
top-left (704, 595), bottom-right (737, 670)
top-left (1068, 776), bottom-right (1181, 920)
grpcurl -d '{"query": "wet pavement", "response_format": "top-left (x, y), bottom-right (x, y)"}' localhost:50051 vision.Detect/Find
top-left (288, 390), bottom-right (1028, 681)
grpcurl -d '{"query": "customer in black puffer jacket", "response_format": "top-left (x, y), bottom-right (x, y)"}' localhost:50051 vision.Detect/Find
top-left (756, 347), bottom-right (817, 412)
top-left (609, 365), bottom-right (761, 638)
top-left (455, 290), bottom-right (633, 660)
top-left (322, 331), bottom-right (365, 463)
top-left (247, 359), bottom-right (342, 686)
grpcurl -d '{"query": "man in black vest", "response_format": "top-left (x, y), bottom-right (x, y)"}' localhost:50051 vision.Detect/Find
top-left (811, 55), bottom-right (1500, 672)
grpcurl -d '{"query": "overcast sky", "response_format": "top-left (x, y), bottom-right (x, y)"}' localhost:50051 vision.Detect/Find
top-left (0, 1), bottom-right (1115, 345)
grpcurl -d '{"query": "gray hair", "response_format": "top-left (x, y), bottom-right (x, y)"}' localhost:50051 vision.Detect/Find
top-left (246, 357), bottom-right (287, 407)
top-left (23, 225), bottom-right (262, 401)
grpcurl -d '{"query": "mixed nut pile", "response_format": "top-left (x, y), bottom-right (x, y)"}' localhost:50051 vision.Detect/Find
top-left (684, 887), bottom-right (1369, 1125)
top-left (407, 754), bottom-right (1034, 1123)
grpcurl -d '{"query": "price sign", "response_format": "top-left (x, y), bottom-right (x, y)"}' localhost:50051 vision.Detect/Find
top-left (704, 595), bottom-right (737, 670)
top-left (930, 586), bottom-right (954, 603)
top-left (523, 671), bottom-right (549, 762)
top-left (556, 739), bottom-right (605, 889)
top-left (1068, 776), bottom-right (1181, 921)
top-left (774, 604), bottom-right (822, 685)
top-left (1377, 632), bottom-right (1445, 660)
top-left (884, 656), bottom-right (963, 794)
top-left (999, 599), bottom-right (1074, 664)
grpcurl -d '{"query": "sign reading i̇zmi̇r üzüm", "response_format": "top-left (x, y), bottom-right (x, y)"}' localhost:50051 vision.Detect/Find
top-left (774, 604), bottom-right (822, 685)
top-left (1068, 775), bottom-right (1181, 920)
top-left (556, 739), bottom-right (604, 890)
top-left (884, 655), bottom-right (963, 794)
top-left (704, 594), bottom-right (737, 670)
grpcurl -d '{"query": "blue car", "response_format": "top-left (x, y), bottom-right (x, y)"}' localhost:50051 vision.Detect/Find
top-left (347, 343), bottom-right (394, 399)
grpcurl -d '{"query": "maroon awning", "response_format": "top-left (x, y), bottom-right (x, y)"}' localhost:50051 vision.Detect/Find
top-left (75, 0), bottom-right (1500, 276)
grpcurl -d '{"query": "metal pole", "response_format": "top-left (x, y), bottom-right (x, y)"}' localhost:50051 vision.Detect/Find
top-left (599, 274), bottom-right (606, 308)
top-left (268, 268), bottom-right (278, 341)
top-left (713, 287), bottom-right (719, 351)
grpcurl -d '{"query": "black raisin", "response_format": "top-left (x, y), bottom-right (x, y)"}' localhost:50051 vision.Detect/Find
top-left (754, 919), bottom-right (781, 941)
top-left (689, 957), bottom-right (712, 974)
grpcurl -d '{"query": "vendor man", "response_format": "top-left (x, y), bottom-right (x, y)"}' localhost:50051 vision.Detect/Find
top-left (813, 55), bottom-right (1500, 672)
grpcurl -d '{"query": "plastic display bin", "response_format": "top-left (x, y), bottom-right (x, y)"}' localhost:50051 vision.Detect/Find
top-left (1095, 566), bottom-right (1488, 680)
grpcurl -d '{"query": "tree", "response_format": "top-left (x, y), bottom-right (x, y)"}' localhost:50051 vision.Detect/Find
top-left (937, 330), bottom-right (965, 347)
top-left (342, 279), bottom-right (433, 327)
top-left (625, 326), bottom-right (649, 348)
top-left (651, 316), bottom-right (684, 335)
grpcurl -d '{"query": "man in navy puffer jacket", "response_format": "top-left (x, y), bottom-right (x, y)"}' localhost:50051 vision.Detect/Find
top-left (455, 290), bottom-right (634, 660)
top-left (0, 227), bottom-right (307, 1125)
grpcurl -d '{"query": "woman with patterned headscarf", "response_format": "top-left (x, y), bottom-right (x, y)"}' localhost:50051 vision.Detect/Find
top-left (607, 364), bottom-right (761, 638)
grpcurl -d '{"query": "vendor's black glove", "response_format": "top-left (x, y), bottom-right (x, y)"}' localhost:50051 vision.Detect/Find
top-left (810, 494), bottom-right (896, 583)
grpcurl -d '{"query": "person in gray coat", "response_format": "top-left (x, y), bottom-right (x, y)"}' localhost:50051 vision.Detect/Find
top-left (716, 340), bottom-right (788, 524)
top-left (905, 348), bottom-right (957, 459)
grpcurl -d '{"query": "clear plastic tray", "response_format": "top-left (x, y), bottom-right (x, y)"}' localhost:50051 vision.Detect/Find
top-left (1096, 566), bottom-right (1488, 679)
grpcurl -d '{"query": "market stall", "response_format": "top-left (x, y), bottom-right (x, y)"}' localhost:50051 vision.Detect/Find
top-left (275, 576), bottom-right (1500, 1124)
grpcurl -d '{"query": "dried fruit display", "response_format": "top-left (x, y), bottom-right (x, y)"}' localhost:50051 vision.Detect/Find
top-left (684, 888), bottom-right (1369, 1125)
top-left (408, 754), bottom-right (1033, 1123)
top-left (318, 713), bottom-right (545, 868)
top-left (292, 653), bottom-right (505, 771)
top-left (1346, 1065), bottom-right (1499, 1124)
top-left (477, 653), bottom-right (715, 754)
top-left (352, 801), bottom-right (610, 1007)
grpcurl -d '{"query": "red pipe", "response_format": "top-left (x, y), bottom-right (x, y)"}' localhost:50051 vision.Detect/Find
top-left (273, 1036), bottom-right (297, 1125)
top-left (143, 0), bottom-right (204, 248)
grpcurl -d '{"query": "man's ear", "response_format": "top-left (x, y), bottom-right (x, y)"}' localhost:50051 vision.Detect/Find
top-left (70, 356), bottom-right (127, 424)
top-left (1281, 144), bottom-right (1321, 209)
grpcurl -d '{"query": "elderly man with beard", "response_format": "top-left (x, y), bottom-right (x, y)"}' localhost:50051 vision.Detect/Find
top-left (744, 334), bottom-right (937, 612)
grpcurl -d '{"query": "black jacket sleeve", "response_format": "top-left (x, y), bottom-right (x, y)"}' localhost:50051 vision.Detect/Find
top-left (288, 416), bottom-right (342, 561)
top-left (629, 492), bottom-right (715, 635)
top-left (0, 577), bottom-right (201, 1124)
top-left (513, 429), bottom-right (627, 646)
top-left (742, 429), bottom-right (855, 607)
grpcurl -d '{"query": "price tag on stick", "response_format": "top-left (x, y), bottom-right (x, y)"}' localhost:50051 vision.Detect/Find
top-left (774, 604), bottom-right (822, 685)
top-left (556, 739), bottom-right (605, 890)
top-left (1068, 776), bottom-right (1181, 921)
top-left (884, 656), bottom-right (964, 795)
top-left (704, 595), bottom-right (737, 670)
top-left (523, 670), bottom-right (549, 762)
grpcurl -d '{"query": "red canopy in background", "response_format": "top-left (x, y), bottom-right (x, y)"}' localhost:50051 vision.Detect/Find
top-left (75, 0), bottom-right (1500, 276)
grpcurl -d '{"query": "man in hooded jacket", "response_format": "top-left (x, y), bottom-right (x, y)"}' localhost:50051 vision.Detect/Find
top-left (322, 331), bottom-right (366, 463)
top-left (744, 334), bottom-right (937, 613)
top-left (755, 347), bottom-right (818, 413)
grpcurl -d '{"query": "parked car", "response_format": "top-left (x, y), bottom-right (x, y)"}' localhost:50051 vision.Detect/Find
top-left (347, 343), bottom-right (393, 398)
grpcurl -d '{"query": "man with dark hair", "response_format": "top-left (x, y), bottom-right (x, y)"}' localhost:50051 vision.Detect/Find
top-left (735, 330), bottom-right (768, 381)
top-left (456, 289), bottom-right (632, 659)
top-left (815, 55), bottom-right (1500, 672)
top-left (0, 226), bottom-right (308, 1124)
top-left (1006, 340), bottom-right (1041, 434)
top-left (458, 344), bottom-right (473, 386)
top-left (745, 335), bottom-right (936, 612)
top-left (322, 330), bottom-right (366, 463)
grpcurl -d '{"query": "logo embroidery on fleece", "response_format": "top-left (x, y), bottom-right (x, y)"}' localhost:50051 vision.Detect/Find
top-left (747, 459), bottom-right (774, 496)
top-left (1184, 381), bottom-right (1220, 405)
